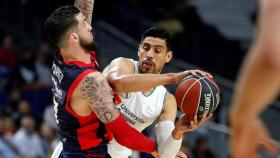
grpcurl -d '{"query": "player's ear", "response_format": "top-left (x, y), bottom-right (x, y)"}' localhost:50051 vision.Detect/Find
top-left (67, 32), bottom-right (79, 45)
top-left (165, 51), bottom-right (173, 63)
top-left (71, 33), bottom-right (79, 42)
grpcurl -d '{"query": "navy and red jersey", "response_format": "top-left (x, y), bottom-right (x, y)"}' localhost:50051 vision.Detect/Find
top-left (51, 51), bottom-right (113, 153)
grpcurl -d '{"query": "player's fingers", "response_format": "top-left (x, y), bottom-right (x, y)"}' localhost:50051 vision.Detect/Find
top-left (176, 153), bottom-right (187, 158)
top-left (194, 115), bottom-right (199, 124)
top-left (260, 138), bottom-right (279, 155)
top-left (205, 72), bottom-right (213, 78)
top-left (206, 113), bottom-right (213, 120)
top-left (189, 121), bottom-right (195, 129)
top-left (192, 70), bottom-right (206, 76)
top-left (198, 114), bottom-right (207, 123)
top-left (189, 70), bottom-right (197, 76)
top-left (257, 121), bottom-right (279, 155)
top-left (151, 151), bottom-right (160, 158)
top-left (180, 153), bottom-right (187, 158)
top-left (176, 151), bottom-right (187, 158)
top-left (197, 70), bottom-right (212, 78)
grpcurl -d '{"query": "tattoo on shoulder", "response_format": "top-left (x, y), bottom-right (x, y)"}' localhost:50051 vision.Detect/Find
top-left (80, 75), bottom-right (118, 123)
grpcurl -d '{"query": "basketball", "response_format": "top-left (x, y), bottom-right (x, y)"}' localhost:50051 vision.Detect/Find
top-left (175, 75), bottom-right (220, 118)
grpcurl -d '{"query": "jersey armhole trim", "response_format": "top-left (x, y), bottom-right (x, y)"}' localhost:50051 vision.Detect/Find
top-left (161, 89), bottom-right (168, 113)
top-left (65, 69), bottom-right (97, 119)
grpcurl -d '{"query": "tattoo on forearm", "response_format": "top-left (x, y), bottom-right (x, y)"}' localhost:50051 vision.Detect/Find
top-left (74, 0), bottom-right (94, 24)
top-left (80, 76), bottom-right (118, 123)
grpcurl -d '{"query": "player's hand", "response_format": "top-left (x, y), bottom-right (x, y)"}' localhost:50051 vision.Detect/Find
top-left (75, 0), bottom-right (93, 13)
top-left (185, 69), bottom-right (212, 78)
top-left (174, 70), bottom-right (213, 84)
top-left (150, 150), bottom-right (160, 158)
top-left (175, 150), bottom-right (187, 158)
top-left (172, 114), bottom-right (212, 139)
top-left (230, 117), bottom-right (279, 158)
top-left (177, 113), bottom-right (212, 132)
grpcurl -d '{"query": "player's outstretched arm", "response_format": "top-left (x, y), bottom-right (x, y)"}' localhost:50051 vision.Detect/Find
top-left (78, 72), bottom-right (158, 156)
top-left (103, 57), bottom-right (210, 93)
top-left (74, 0), bottom-right (94, 24)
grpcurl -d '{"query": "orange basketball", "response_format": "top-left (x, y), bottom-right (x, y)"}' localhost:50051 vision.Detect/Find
top-left (175, 75), bottom-right (220, 118)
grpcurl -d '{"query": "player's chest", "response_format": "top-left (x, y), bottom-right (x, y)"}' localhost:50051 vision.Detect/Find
top-left (115, 92), bottom-right (164, 127)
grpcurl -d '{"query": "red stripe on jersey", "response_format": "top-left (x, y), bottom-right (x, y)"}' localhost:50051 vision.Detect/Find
top-left (60, 51), bottom-right (97, 68)
top-left (77, 121), bottom-right (103, 150)
top-left (113, 93), bottom-right (122, 105)
top-left (104, 130), bottom-right (113, 141)
top-left (64, 60), bottom-right (95, 68)
top-left (65, 69), bottom-right (108, 150)
top-left (65, 69), bottom-right (96, 118)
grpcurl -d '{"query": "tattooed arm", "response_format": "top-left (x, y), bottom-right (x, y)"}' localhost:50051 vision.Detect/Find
top-left (74, 0), bottom-right (94, 24)
top-left (79, 72), bottom-right (158, 155)
top-left (80, 72), bottom-right (119, 123)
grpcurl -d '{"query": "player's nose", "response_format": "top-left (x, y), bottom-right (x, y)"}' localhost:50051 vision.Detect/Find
top-left (146, 49), bottom-right (154, 58)
top-left (87, 23), bottom-right (92, 30)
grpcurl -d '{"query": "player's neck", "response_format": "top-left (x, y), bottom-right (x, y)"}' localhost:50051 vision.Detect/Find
top-left (141, 87), bottom-right (156, 96)
top-left (60, 47), bottom-right (91, 64)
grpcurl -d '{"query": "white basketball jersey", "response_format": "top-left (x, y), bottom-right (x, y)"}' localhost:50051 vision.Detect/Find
top-left (108, 59), bottom-right (167, 158)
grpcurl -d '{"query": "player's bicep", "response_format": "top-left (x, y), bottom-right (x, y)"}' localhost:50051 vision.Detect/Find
top-left (157, 92), bottom-right (177, 123)
top-left (79, 72), bottom-right (119, 123)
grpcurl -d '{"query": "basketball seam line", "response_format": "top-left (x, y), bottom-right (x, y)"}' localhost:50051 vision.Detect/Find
top-left (180, 77), bottom-right (203, 114)
top-left (195, 81), bottom-right (202, 115)
top-left (178, 78), bottom-right (194, 87)
top-left (206, 78), bottom-right (220, 93)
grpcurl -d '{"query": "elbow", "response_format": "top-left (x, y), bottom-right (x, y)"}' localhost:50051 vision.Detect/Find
top-left (107, 77), bottom-right (125, 93)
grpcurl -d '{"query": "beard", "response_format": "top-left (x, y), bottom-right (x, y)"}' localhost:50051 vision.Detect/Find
top-left (139, 60), bottom-right (156, 74)
top-left (79, 35), bottom-right (98, 52)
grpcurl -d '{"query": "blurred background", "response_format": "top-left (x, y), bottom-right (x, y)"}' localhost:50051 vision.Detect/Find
top-left (0, 0), bottom-right (279, 158)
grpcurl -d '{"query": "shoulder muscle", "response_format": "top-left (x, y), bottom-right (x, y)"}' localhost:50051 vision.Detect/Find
top-left (103, 57), bottom-right (135, 77)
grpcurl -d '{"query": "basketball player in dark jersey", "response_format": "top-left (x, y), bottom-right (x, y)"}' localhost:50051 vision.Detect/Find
top-left (44, 2), bottom-right (159, 158)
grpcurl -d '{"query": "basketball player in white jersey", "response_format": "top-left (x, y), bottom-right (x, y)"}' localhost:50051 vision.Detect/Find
top-left (103, 27), bottom-right (213, 158)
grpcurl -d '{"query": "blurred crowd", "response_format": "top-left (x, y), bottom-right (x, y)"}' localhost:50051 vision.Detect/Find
top-left (0, 29), bottom-right (58, 158)
top-left (0, 0), bottom-right (254, 157)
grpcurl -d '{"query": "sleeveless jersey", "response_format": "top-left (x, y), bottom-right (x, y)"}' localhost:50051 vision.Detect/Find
top-left (51, 51), bottom-right (112, 153)
top-left (108, 59), bottom-right (167, 158)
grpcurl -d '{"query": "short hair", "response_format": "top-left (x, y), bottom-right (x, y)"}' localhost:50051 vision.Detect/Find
top-left (140, 27), bottom-right (171, 51)
top-left (44, 5), bottom-right (80, 48)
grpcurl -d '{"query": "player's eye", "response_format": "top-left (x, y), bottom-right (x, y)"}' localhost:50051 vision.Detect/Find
top-left (155, 48), bottom-right (162, 54)
top-left (142, 45), bottom-right (150, 51)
